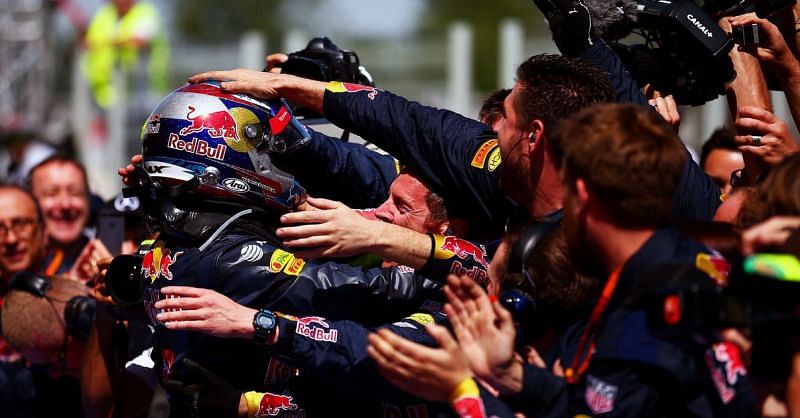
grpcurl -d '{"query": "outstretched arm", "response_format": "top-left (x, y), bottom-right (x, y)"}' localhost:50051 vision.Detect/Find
top-left (188, 70), bottom-right (327, 115)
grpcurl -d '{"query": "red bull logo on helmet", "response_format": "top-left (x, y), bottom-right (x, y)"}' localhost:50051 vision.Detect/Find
top-left (256, 392), bottom-right (298, 417)
top-left (295, 316), bottom-right (338, 343)
top-left (180, 106), bottom-right (240, 141)
top-left (167, 133), bottom-right (227, 161)
top-left (141, 245), bottom-right (184, 283)
top-left (434, 236), bottom-right (490, 270)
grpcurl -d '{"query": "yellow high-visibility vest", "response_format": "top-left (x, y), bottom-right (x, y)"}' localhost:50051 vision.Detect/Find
top-left (83, 1), bottom-right (170, 108)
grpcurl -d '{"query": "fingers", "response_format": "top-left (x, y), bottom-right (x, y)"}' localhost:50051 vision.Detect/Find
top-left (265, 53), bottom-right (288, 73)
top-left (643, 83), bottom-right (657, 100)
top-left (741, 216), bottom-right (800, 254)
top-left (304, 197), bottom-right (342, 210)
top-left (735, 117), bottom-right (772, 137)
top-left (155, 296), bottom-right (204, 311)
top-left (159, 286), bottom-right (208, 298)
top-left (97, 256), bottom-right (113, 270)
top-left (492, 300), bottom-right (516, 333)
top-left (188, 70), bottom-right (236, 84)
top-left (92, 240), bottom-right (113, 259)
top-left (368, 343), bottom-right (414, 392)
top-left (367, 331), bottom-right (419, 374)
top-left (728, 14), bottom-right (760, 27)
top-left (279, 210), bottom-right (333, 226)
top-left (374, 328), bottom-right (426, 360)
top-left (157, 309), bottom-right (210, 324)
top-left (426, 324), bottom-right (458, 352)
top-left (552, 358), bottom-right (565, 377)
top-left (737, 144), bottom-right (770, 158)
top-left (738, 106), bottom-right (776, 122)
top-left (522, 345), bottom-right (546, 368)
top-left (663, 96), bottom-right (679, 122)
top-left (649, 96), bottom-right (680, 128)
top-left (277, 225), bottom-right (330, 242)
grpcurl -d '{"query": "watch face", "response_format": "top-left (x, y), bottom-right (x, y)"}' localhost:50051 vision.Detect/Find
top-left (256, 311), bottom-right (276, 330)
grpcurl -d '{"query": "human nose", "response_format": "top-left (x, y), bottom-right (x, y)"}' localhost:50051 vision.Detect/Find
top-left (373, 202), bottom-right (394, 224)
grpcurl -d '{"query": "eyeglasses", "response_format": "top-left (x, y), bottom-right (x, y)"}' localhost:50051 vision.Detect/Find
top-left (0, 218), bottom-right (38, 240)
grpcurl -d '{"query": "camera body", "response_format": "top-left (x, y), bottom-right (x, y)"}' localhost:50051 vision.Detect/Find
top-left (281, 37), bottom-right (373, 87)
top-left (608, 0), bottom-right (796, 105)
top-left (280, 37), bottom-right (374, 120)
top-left (731, 23), bottom-right (760, 46)
top-left (609, 0), bottom-right (735, 106)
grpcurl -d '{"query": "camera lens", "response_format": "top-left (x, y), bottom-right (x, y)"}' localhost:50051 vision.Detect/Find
top-left (106, 254), bottom-right (145, 307)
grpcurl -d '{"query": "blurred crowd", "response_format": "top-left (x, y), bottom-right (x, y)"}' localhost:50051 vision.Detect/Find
top-left (1, 0), bottom-right (800, 417)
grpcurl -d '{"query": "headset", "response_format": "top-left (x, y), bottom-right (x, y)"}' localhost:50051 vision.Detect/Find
top-left (8, 272), bottom-right (96, 340)
top-left (501, 219), bottom-right (561, 348)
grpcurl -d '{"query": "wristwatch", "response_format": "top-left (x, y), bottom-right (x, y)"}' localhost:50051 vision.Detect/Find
top-left (252, 309), bottom-right (277, 344)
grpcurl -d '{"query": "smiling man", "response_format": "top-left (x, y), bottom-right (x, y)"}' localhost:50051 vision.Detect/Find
top-left (28, 157), bottom-right (92, 276)
top-left (0, 185), bottom-right (45, 281)
top-left (0, 184), bottom-right (45, 417)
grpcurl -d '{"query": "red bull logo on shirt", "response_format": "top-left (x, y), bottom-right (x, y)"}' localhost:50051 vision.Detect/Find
top-left (325, 81), bottom-right (378, 100)
top-left (256, 392), bottom-right (298, 417)
top-left (295, 316), bottom-right (338, 343)
top-left (141, 245), bottom-right (183, 283)
top-left (435, 236), bottom-right (490, 270)
top-left (180, 106), bottom-right (239, 141)
top-left (449, 261), bottom-right (488, 287)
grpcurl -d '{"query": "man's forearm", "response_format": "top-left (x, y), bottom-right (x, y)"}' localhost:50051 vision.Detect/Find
top-left (778, 59), bottom-right (800, 130)
top-left (370, 222), bottom-right (432, 270)
top-left (274, 75), bottom-right (328, 115)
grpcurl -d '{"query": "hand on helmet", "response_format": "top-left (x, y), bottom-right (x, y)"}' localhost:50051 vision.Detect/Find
top-left (189, 68), bottom-right (284, 100)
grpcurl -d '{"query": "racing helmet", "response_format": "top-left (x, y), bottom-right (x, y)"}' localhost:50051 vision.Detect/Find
top-left (138, 81), bottom-right (308, 220)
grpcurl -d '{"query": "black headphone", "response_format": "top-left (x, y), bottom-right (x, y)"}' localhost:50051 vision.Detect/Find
top-left (507, 220), bottom-right (561, 282)
top-left (8, 272), bottom-right (96, 340)
top-left (504, 219), bottom-right (561, 347)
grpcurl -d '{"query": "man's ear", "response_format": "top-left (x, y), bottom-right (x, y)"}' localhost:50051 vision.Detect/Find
top-left (576, 178), bottom-right (590, 209)
top-left (527, 120), bottom-right (545, 153)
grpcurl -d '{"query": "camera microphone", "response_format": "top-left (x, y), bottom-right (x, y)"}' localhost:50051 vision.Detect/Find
top-left (582, 0), bottom-right (639, 40)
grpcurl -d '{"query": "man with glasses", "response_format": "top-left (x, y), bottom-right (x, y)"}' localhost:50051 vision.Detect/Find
top-left (0, 184), bottom-right (45, 418)
top-left (0, 185), bottom-right (44, 282)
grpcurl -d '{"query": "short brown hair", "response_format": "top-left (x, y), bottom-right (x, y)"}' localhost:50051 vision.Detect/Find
top-left (556, 103), bottom-right (687, 227)
top-left (513, 54), bottom-right (616, 162)
top-left (478, 88), bottom-right (510, 126)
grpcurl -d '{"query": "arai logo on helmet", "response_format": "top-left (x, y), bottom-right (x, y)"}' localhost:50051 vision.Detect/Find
top-left (223, 178), bottom-right (250, 193)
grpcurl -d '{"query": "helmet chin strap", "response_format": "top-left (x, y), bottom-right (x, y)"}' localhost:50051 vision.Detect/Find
top-left (198, 208), bottom-right (254, 252)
